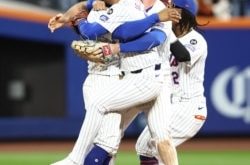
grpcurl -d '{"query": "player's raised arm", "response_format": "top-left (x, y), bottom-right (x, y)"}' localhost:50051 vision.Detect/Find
top-left (48, 1), bottom-right (88, 32)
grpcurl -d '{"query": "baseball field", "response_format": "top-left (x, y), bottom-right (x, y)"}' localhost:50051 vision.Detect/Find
top-left (0, 138), bottom-right (249, 165)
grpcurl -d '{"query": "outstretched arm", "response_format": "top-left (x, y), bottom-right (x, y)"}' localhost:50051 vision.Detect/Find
top-left (48, 1), bottom-right (88, 32)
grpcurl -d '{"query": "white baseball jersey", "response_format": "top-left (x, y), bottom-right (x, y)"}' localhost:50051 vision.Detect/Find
top-left (136, 29), bottom-right (208, 158)
top-left (170, 29), bottom-right (207, 98)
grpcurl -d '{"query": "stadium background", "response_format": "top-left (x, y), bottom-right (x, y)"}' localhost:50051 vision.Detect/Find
top-left (0, 0), bottom-right (250, 164)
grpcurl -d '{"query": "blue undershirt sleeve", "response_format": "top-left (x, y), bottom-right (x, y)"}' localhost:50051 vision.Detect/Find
top-left (112, 14), bottom-right (160, 42)
top-left (77, 19), bottom-right (108, 40)
top-left (119, 29), bottom-right (166, 53)
top-left (86, 0), bottom-right (95, 11)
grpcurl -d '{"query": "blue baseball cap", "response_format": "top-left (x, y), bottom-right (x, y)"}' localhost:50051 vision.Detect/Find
top-left (173, 0), bottom-right (198, 16)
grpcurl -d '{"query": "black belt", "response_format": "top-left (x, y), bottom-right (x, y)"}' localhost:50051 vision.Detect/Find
top-left (122, 64), bottom-right (161, 75)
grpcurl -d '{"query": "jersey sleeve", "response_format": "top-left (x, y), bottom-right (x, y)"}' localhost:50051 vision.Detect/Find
top-left (184, 36), bottom-right (208, 67)
top-left (151, 21), bottom-right (172, 39)
top-left (119, 29), bottom-right (166, 53)
top-left (86, 0), bottom-right (95, 11)
top-left (77, 19), bottom-right (108, 40)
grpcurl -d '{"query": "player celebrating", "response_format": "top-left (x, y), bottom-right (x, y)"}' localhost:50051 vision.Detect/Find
top-left (71, 1), bottom-right (190, 165)
top-left (71, 0), bottom-right (176, 164)
top-left (74, 0), bottom-right (207, 164)
top-left (48, 0), bottom-right (184, 165)
top-left (135, 0), bottom-right (208, 164)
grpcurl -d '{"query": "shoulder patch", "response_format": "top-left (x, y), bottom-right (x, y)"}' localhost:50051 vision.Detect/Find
top-left (99, 15), bottom-right (109, 22)
top-left (190, 39), bottom-right (197, 45)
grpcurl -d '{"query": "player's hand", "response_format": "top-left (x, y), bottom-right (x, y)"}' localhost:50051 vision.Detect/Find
top-left (92, 0), bottom-right (107, 11)
top-left (48, 13), bottom-right (70, 33)
top-left (158, 8), bottom-right (181, 23)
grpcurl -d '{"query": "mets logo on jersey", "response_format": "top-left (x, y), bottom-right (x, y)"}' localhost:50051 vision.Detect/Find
top-left (100, 15), bottom-right (109, 22)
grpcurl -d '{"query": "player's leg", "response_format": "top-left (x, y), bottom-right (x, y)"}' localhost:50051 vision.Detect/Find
top-left (62, 74), bottom-right (120, 165)
top-left (50, 74), bottom-right (101, 165)
top-left (80, 68), bottom-right (162, 165)
top-left (168, 96), bottom-right (207, 146)
top-left (84, 112), bottom-right (122, 165)
top-left (136, 126), bottom-right (159, 165)
top-left (86, 107), bottom-right (142, 165)
top-left (145, 81), bottom-right (179, 165)
top-left (135, 97), bottom-right (207, 164)
top-left (92, 67), bottom-right (163, 114)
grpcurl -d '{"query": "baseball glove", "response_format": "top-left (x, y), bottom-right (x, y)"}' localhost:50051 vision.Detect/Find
top-left (71, 40), bottom-right (114, 64)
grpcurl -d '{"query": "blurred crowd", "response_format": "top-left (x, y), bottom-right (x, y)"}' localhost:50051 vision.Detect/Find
top-left (197, 0), bottom-right (250, 19)
top-left (7, 0), bottom-right (250, 19)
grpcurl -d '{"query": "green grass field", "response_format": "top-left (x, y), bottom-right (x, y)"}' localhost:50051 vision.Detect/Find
top-left (0, 151), bottom-right (249, 165)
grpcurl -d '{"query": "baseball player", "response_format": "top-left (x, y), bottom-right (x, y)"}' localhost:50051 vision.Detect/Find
top-left (48, 0), bottom-right (182, 164)
top-left (78, 0), bottom-right (207, 165)
top-left (71, 1), bottom-right (188, 165)
top-left (74, 0), bottom-right (176, 164)
top-left (135, 0), bottom-right (208, 164)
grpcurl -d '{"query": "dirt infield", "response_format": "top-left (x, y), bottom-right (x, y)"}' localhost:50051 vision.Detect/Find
top-left (0, 137), bottom-right (249, 152)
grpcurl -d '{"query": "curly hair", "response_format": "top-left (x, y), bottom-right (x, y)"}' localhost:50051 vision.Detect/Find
top-left (177, 7), bottom-right (207, 33)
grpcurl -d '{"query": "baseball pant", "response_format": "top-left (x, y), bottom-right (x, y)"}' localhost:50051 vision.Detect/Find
top-left (136, 96), bottom-right (207, 158)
